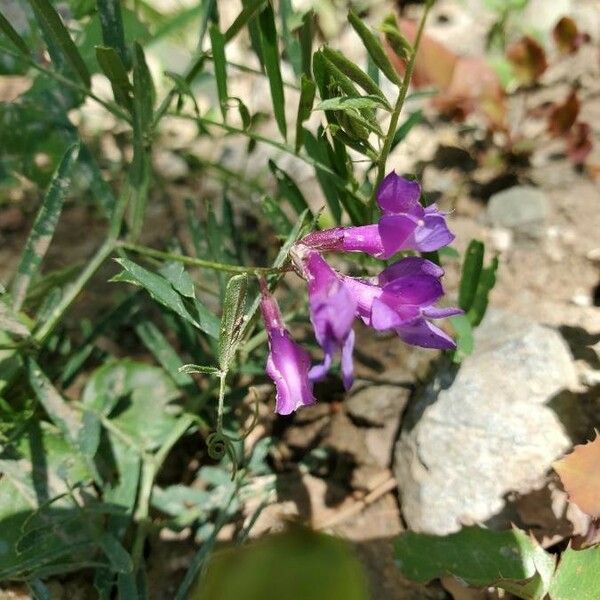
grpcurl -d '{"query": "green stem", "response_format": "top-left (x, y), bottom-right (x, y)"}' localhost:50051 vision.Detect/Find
top-left (166, 112), bottom-right (369, 206)
top-left (119, 241), bottom-right (289, 275)
top-left (216, 371), bottom-right (227, 431)
top-left (373, 3), bottom-right (432, 200)
top-left (32, 241), bottom-right (114, 344)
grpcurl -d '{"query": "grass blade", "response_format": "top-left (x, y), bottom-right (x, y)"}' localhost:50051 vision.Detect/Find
top-left (96, 0), bottom-right (130, 68)
top-left (209, 24), bottom-right (228, 120)
top-left (12, 144), bottom-right (80, 312)
top-left (27, 0), bottom-right (91, 88)
top-left (295, 75), bottom-right (316, 152)
top-left (348, 9), bottom-right (400, 85)
top-left (0, 10), bottom-right (31, 55)
top-left (224, 0), bottom-right (267, 43)
top-left (95, 46), bottom-right (133, 111)
top-left (258, 2), bottom-right (287, 139)
top-left (458, 240), bottom-right (484, 312)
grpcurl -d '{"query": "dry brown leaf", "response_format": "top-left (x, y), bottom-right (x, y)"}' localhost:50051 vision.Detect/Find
top-left (566, 121), bottom-right (593, 165)
top-left (553, 16), bottom-right (588, 55)
top-left (387, 18), bottom-right (506, 130)
top-left (507, 36), bottom-right (548, 86)
top-left (547, 89), bottom-right (580, 137)
top-left (553, 435), bottom-right (600, 518)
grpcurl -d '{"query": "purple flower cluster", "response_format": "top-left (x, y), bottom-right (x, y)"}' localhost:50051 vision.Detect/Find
top-left (260, 172), bottom-right (461, 415)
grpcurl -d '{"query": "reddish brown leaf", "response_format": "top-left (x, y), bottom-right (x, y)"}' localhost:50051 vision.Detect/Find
top-left (547, 89), bottom-right (580, 137)
top-left (387, 18), bottom-right (506, 130)
top-left (507, 36), bottom-right (548, 86)
top-left (553, 435), bottom-right (600, 518)
top-left (553, 16), bottom-right (587, 54)
top-left (566, 121), bottom-right (593, 165)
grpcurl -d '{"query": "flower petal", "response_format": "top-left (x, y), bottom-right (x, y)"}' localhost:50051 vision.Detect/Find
top-left (379, 257), bottom-right (444, 285)
top-left (341, 328), bottom-right (355, 390)
top-left (412, 211), bottom-right (455, 252)
top-left (378, 214), bottom-right (419, 258)
top-left (383, 273), bottom-right (444, 306)
top-left (370, 297), bottom-right (419, 330)
top-left (342, 224), bottom-right (385, 257)
top-left (396, 319), bottom-right (457, 349)
top-left (422, 306), bottom-right (464, 319)
top-left (377, 172), bottom-right (422, 215)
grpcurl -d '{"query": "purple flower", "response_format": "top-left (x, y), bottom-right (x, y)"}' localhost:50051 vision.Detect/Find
top-left (300, 172), bottom-right (454, 259)
top-left (300, 251), bottom-right (357, 389)
top-left (341, 257), bottom-right (462, 349)
top-left (260, 280), bottom-right (315, 415)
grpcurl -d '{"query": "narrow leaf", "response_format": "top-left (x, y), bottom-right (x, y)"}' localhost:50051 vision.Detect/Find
top-left (0, 302), bottom-right (30, 338)
top-left (96, 0), bottom-right (129, 68)
top-left (218, 274), bottom-right (248, 370)
top-left (224, 0), bottom-right (267, 43)
top-left (0, 10), bottom-right (31, 55)
top-left (12, 144), bottom-right (79, 311)
top-left (468, 256), bottom-right (498, 327)
top-left (179, 364), bottom-right (220, 375)
top-left (322, 47), bottom-right (390, 107)
top-left (298, 10), bottom-right (314, 78)
top-left (96, 46), bottom-right (132, 110)
top-left (209, 24), bottom-right (228, 120)
top-left (316, 95), bottom-right (389, 112)
top-left (241, 0), bottom-right (264, 69)
top-left (258, 2), bottom-right (287, 139)
top-left (295, 75), bottom-right (316, 152)
top-left (348, 10), bottom-right (401, 85)
top-left (450, 313), bottom-right (474, 362)
top-left (279, 0), bottom-right (302, 75)
top-left (268, 160), bottom-right (311, 216)
top-left (28, 0), bottom-right (91, 87)
top-left (458, 239), bottom-right (484, 312)
top-left (261, 195), bottom-right (292, 236)
top-left (132, 42), bottom-right (155, 132)
top-left (391, 110), bottom-right (423, 152)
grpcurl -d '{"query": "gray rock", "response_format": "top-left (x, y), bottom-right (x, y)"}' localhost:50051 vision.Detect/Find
top-left (486, 186), bottom-right (549, 236)
top-left (346, 384), bottom-right (411, 427)
top-left (394, 310), bottom-right (576, 535)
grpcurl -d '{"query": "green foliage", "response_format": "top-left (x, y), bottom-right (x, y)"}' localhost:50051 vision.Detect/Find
top-left (396, 526), bottom-right (600, 600)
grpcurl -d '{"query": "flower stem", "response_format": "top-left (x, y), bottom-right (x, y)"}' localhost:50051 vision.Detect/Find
top-left (373, 3), bottom-right (433, 202)
top-left (118, 241), bottom-right (289, 275)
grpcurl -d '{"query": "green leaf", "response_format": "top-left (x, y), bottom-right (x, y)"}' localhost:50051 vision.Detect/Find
top-left (390, 110), bottom-right (423, 151)
top-left (96, 0), bottom-right (129, 68)
top-left (0, 301), bottom-right (30, 338)
top-left (224, 0), bottom-right (267, 43)
top-left (178, 364), bottom-right (220, 375)
top-left (112, 258), bottom-right (201, 329)
top-left (321, 47), bottom-right (390, 108)
top-left (192, 528), bottom-right (370, 600)
top-left (99, 533), bottom-right (133, 574)
top-left (132, 42), bottom-right (155, 133)
top-left (380, 13), bottom-right (412, 61)
top-left (295, 75), bottom-right (316, 153)
top-left (348, 10), bottom-right (400, 85)
top-left (268, 160), bottom-right (311, 217)
top-left (279, 0), bottom-right (302, 75)
top-left (261, 195), bottom-right (292, 236)
top-left (315, 95), bottom-right (389, 112)
top-left (395, 527), bottom-right (555, 600)
top-left (241, 0), bottom-right (264, 69)
top-left (95, 46), bottom-right (132, 110)
top-left (218, 274), bottom-right (248, 370)
top-left (27, 0), bottom-right (91, 87)
top-left (458, 239), bottom-right (484, 312)
top-left (160, 262), bottom-right (195, 298)
top-left (0, 10), bottom-right (31, 55)
top-left (82, 360), bottom-right (181, 452)
top-left (298, 10), bottom-right (314, 78)
top-left (135, 320), bottom-right (195, 388)
top-left (258, 2), bottom-right (287, 139)
top-left (209, 24), bottom-right (228, 120)
top-left (450, 313), bottom-right (474, 362)
top-left (468, 256), bottom-right (499, 327)
top-left (12, 143), bottom-right (79, 312)
top-left (549, 545), bottom-right (600, 600)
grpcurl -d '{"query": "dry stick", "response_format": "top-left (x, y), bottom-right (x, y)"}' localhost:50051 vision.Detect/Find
top-left (312, 473), bottom-right (397, 530)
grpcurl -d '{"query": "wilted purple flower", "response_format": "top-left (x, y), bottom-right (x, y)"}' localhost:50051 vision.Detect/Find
top-left (299, 250), bottom-right (357, 389)
top-left (300, 172), bottom-right (454, 259)
top-left (260, 280), bottom-right (315, 415)
top-left (341, 257), bottom-right (462, 349)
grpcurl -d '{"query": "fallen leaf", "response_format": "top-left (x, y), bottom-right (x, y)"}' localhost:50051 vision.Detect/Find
top-left (507, 36), bottom-right (548, 86)
top-left (553, 16), bottom-right (588, 55)
top-left (553, 435), bottom-right (600, 518)
top-left (565, 121), bottom-right (593, 165)
top-left (547, 89), bottom-right (580, 137)
top-left (387, 18), bottom-right (506, 130)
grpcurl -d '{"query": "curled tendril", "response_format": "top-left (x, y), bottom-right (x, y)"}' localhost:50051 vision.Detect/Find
top-left (207, 430), bottom-right (239, 480)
